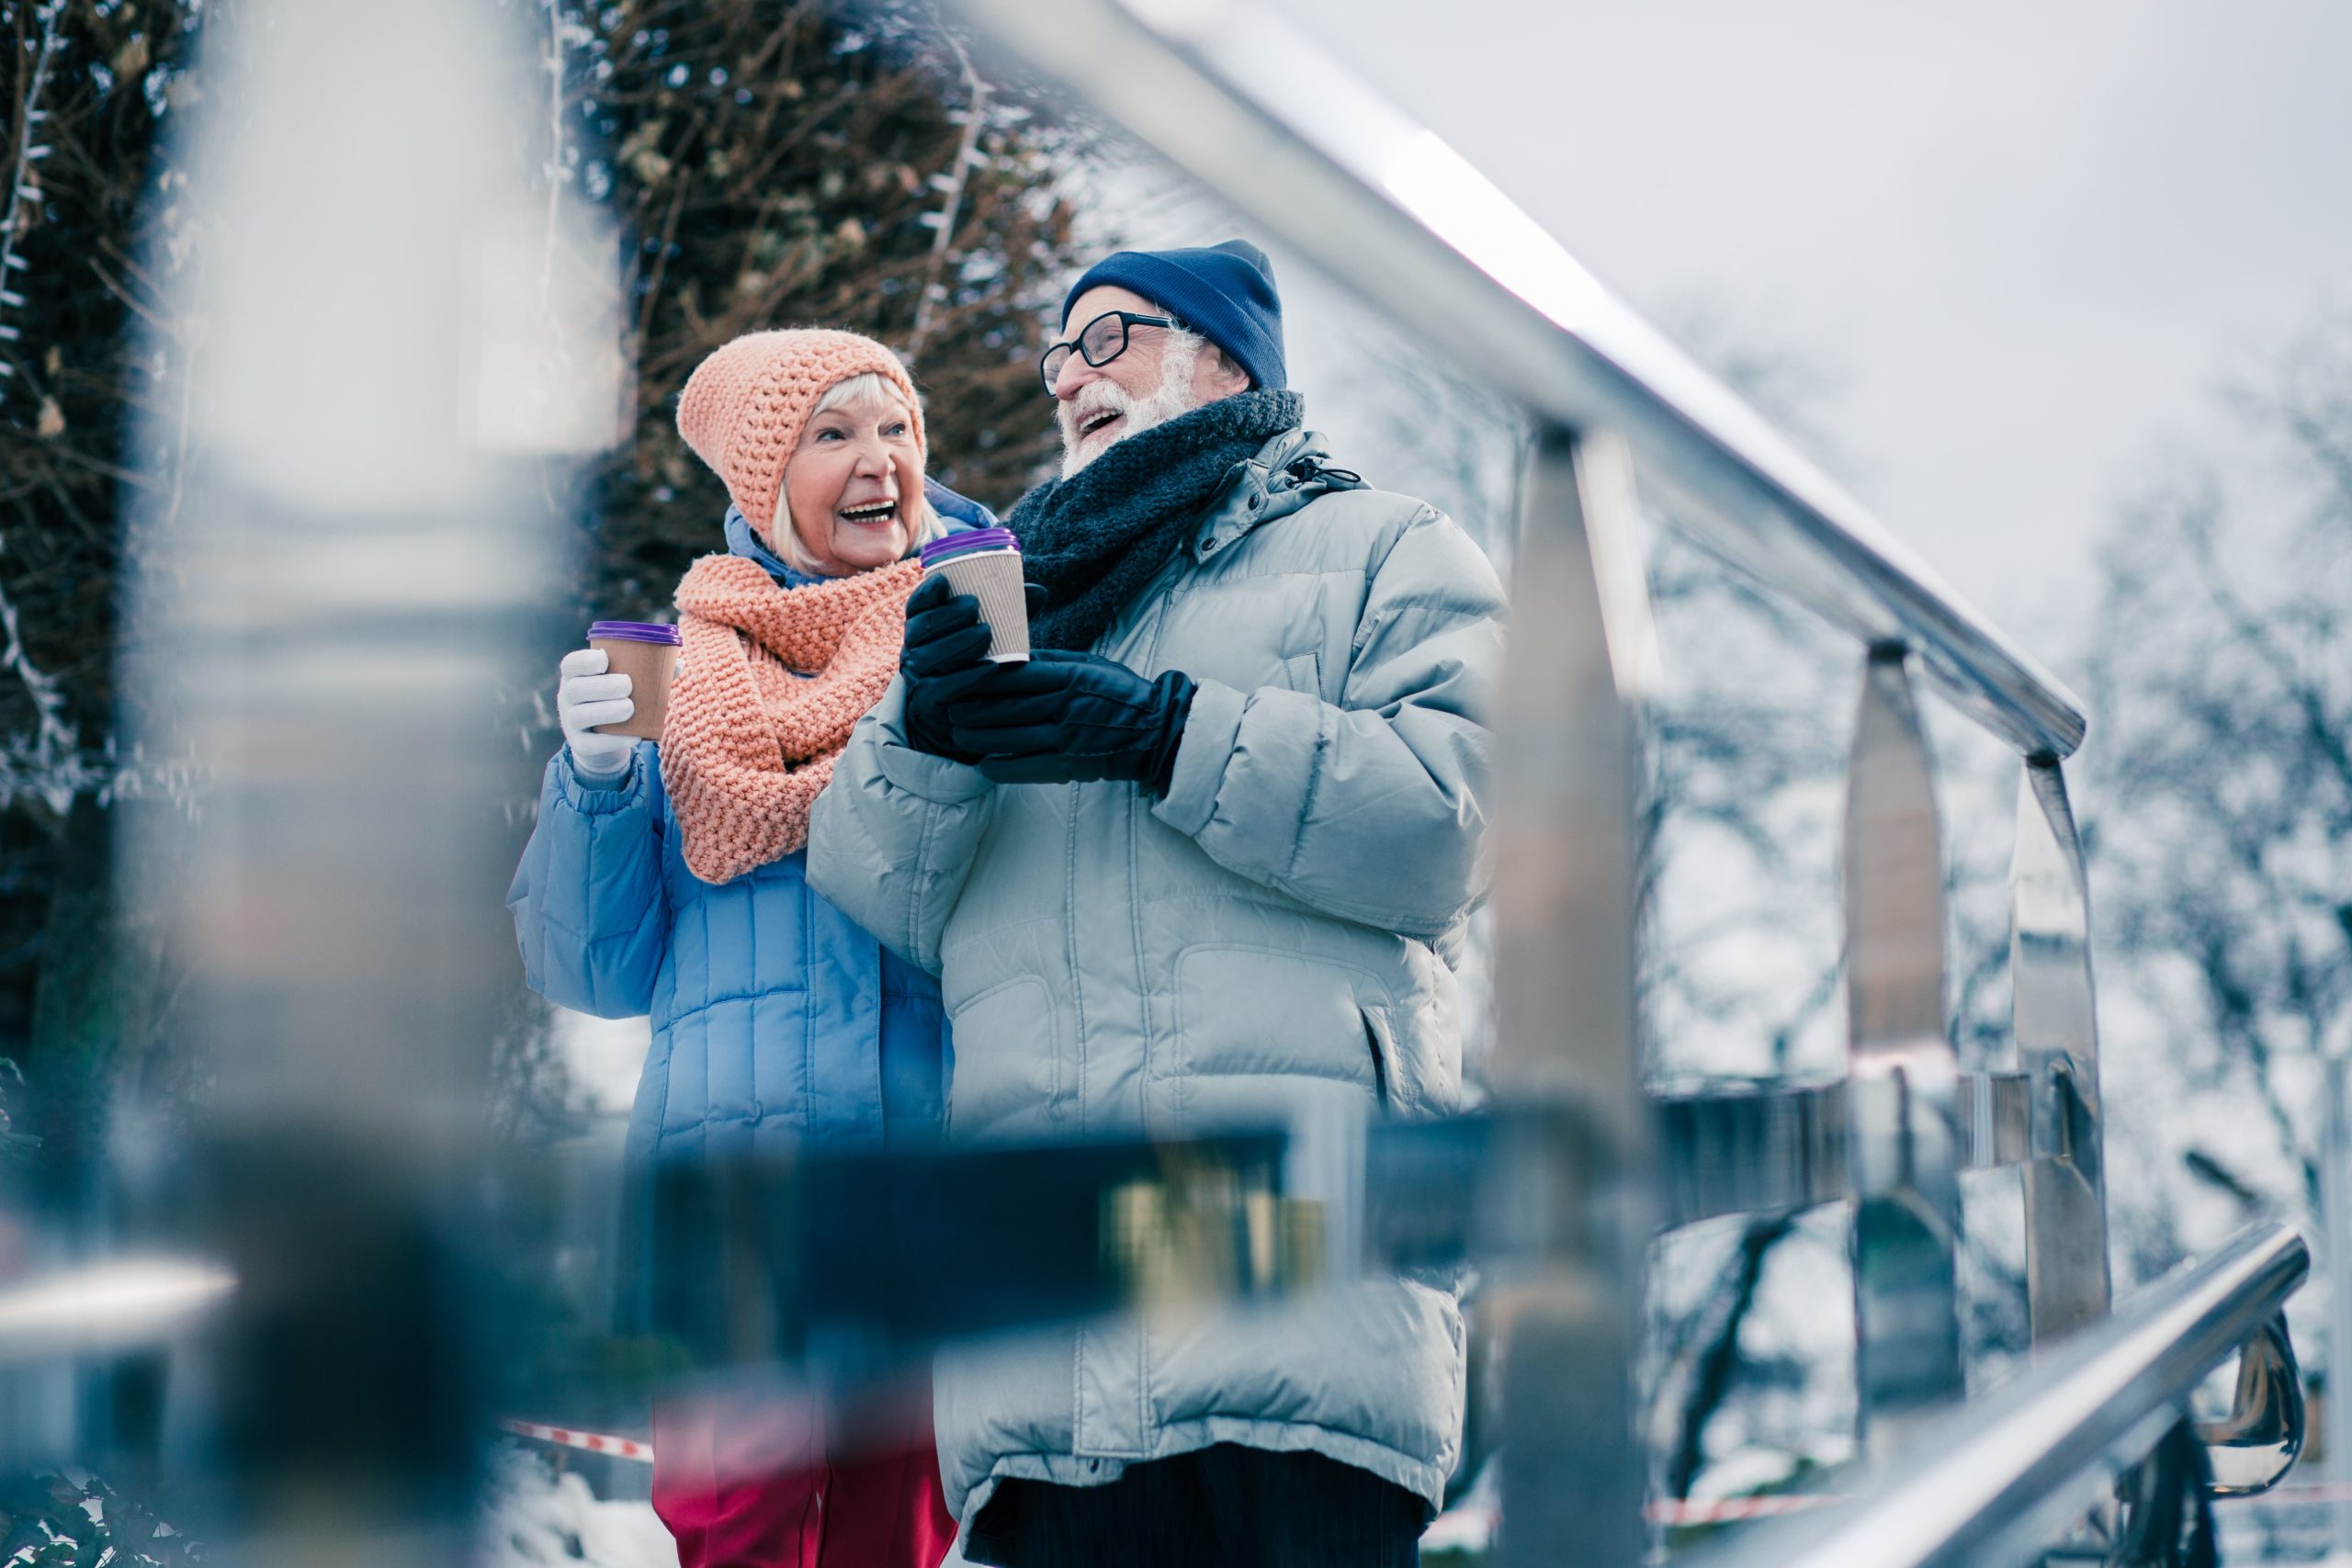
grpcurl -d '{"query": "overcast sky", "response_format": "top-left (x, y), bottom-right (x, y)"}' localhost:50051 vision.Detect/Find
top-left (1248, 0), bottom-right (2352, 641)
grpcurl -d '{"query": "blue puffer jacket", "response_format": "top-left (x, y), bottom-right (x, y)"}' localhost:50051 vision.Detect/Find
top-left (507, 484), bottom-right (991, 1160)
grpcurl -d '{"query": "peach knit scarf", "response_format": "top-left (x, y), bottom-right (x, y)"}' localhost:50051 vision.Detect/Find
top-left (661, 553), bottom-right (924, 884)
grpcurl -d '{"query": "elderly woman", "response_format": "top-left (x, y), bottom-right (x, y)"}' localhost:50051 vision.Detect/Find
top-left (508, 329), bottom-right (980, 1568)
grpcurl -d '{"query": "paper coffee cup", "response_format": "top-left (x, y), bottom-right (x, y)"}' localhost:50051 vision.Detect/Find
top-left (587, 620), bottom-right (680, 740)
top-left (921, 529), bottom-right (1030, 663)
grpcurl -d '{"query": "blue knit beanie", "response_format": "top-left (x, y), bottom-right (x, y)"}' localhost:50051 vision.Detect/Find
top-left (1061, 239), bottom-right (1286, 391)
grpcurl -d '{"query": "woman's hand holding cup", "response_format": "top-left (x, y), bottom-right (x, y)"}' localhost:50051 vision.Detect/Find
top-left (558, 648), bottom-right (637, 778)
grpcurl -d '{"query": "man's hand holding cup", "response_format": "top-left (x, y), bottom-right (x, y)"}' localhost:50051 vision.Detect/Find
top-left (900, 573), bottom-right (1045, 764)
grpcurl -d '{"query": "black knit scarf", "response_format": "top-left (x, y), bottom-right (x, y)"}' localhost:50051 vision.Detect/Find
top-left (1008, 389), bottom-right (1305, 651)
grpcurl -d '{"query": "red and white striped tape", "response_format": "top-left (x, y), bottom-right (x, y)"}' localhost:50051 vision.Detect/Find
top-left (1651, 1495), bottom-right (1832, 1524)
top-left (499, 1417), bottom-right (655, 1463)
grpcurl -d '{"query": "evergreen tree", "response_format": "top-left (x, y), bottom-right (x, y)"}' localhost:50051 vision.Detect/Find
top-left (0, 0), bottom-right (1098, 1119)
top-left (0, 0), bottom-right (199, 1101)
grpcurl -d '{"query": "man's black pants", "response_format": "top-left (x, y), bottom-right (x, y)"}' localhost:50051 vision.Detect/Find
top-left (963, 1443), bottom-right (1426, 1568)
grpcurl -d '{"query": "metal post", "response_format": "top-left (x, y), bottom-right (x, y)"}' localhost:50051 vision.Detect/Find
top-left (2014, 761), bottom-right (2110, 1346)
top-left (1487, 427), bottom-right (1655, 1568)
top-left (118, 2), bottom-right (583, 1559)
top-left (1844, 647), bottom-right (1965, 1452)
top-left (2324, 1052), bottom-right (2352, 1561)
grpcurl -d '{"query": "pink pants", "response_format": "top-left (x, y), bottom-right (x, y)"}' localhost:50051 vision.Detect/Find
top-left (650, 1393), bottom-right (957, 1568)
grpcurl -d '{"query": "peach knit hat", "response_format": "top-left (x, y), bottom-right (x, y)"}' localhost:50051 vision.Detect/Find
top-left (674, 328), bottom-right (928, 537)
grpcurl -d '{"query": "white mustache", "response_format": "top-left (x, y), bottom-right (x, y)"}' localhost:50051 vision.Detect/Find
top-left (1058, 383), bottom-right (1133, 446)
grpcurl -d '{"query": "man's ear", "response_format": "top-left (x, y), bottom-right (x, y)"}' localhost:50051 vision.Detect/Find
top-left (1209, 346), bottom-right (1252, 397)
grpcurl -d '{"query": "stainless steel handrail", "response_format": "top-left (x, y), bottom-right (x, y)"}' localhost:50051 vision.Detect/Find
top-left (944, 0), bottom-right (2086, 759)
top-left (1686, 1220), bottom-right (2309, 1568)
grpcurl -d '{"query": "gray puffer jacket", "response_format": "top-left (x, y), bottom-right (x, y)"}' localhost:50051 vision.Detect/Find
top-left (806, 425), bottom-right (1505, 1530)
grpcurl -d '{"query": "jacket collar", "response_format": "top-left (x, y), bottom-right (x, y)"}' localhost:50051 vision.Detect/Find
top-left (1186, 427), bottom-right (1358, 564)
top-left (723, 505), bottom-right (820, 586)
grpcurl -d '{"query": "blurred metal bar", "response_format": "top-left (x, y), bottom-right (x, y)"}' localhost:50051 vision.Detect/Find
top-left (1843, 649), bottom-right (1964, 1450)
top-left (1684, 1220), bottom-right (2309, 1568)
top-left (1965, 1068), bottom-right (2033, 1169)
top-left (119, 0), bottom-right (571, 1558)
top-left (940, 0), bottom-right (2086, 760)
top-left (651, 1131), bottom-right (1294, 1362)
top-left (1657, 1070), bottom-right (2041, 1229)
top-left (2014, 762), bottom-right (2111, 1348)
top-left (1660, 1080), bottom-right (1849, 1228)
top-left (622, 1070), bottom-right (2076, 1351)
top-left (2324, 1054), bottom-right (2352, 1554)
top-left (1485, 430), bottom-right (1652, 1568)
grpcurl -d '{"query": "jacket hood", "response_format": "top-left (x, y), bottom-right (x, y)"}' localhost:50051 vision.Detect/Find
top-left (1185, 427), bottom-right (1363, 564)
top-left (723, 504), bottom-right (807, 583)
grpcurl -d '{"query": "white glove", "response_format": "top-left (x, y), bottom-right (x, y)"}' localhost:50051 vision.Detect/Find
top-left (558, 647), bottom-right (636, 778)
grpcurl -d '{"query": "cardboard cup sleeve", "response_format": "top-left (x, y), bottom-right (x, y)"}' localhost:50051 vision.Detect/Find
top-left (928, 548), bottom-right (1030, 662)
top-left (588, 634), bottom-right (679, 740)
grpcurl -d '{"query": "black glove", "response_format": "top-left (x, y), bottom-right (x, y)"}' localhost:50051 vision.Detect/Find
top-left (899, 574), bottom-right (1046, 762)
top-left (944, 649), bottom-right (1197, 795)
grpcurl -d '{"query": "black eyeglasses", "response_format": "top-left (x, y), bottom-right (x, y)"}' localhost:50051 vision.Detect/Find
top-left (1038, 310), bottom-right (1183, 396)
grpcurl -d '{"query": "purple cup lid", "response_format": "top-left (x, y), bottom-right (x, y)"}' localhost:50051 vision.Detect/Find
top-left (588, 620), bottom-right (682, 646)
top-left (921, 528), bottom-right (1019, 567)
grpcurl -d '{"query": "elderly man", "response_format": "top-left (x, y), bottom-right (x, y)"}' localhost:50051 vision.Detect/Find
top-left (808, 240), bottom-right (1505, 1566)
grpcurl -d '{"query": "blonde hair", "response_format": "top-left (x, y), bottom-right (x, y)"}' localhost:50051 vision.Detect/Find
top-left (769, 372), bottom-right (946, 576)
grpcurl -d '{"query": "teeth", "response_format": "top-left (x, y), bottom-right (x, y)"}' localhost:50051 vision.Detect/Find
top-left (839, 502), bottom-right (895, 521)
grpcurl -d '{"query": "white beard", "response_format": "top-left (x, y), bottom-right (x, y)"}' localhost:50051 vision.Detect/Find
top-left (1058, 336), bottom-right (1204, 479)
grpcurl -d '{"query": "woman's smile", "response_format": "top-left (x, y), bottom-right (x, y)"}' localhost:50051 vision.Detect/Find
top-left (835, 496), bottom-right (901, 528)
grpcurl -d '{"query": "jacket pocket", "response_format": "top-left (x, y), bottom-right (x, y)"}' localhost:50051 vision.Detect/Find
top-left (1280, 650), bottom-right (1323, 697)
top-left (944, 974), bottom-right (1058, 1137)
top-left (1360, 1005), bottom-right (1398, 1115)
top-left (1170, 944), bottom-right (1385, 1100)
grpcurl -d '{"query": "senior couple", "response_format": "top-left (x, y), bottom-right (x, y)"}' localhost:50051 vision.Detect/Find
top-left (510, 241), bottom-right (1507, 1568)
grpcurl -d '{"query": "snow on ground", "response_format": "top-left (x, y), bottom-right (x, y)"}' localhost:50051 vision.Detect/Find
top-left (1422, 1460), bottom-right (1496, 1559)
top-left (478, 1444), bottom-right (675, 1568)
top-left (554, 1009), bottom-right (653, 1117)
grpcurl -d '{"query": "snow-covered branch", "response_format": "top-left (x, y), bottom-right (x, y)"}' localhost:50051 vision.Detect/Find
top-left (904, 31), bottom-right (990, 366)
top-left (0, 2), bottom-right (88, 815)
top-left (0, 0), bottom-right (65, 412)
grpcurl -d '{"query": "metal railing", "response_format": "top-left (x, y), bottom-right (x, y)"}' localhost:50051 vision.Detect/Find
top-left (935, 0), bottom-right (2304, 1563)
top-left (0, 3), bottom-right (2301, 1565)
top-left (945, 0), bottom-right (2086, 761)
top-left (1682, 1221), bottom-right (2308, 1568)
